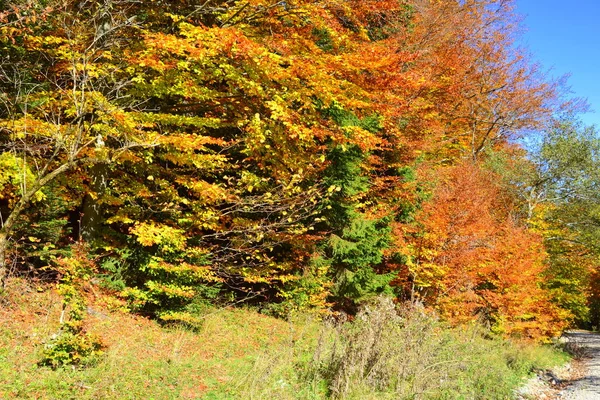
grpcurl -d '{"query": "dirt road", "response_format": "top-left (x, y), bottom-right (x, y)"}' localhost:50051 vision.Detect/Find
top-left (559, 331), bottom-right (600, 399)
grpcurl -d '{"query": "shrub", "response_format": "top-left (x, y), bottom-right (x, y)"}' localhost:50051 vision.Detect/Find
top-left (39, 245), bottom-right (105, 368)
top-left (39, 330), bottom-right (104, 369)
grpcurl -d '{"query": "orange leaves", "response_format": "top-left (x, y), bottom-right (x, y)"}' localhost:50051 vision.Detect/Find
top-left (158, 133), bottom-right (226, 151)
top-left (398, 162), bottom-right (566, 339)
top-left (175, 178), bottom-right (229, 205)
top-left (1, 0), bottom-right (574, 331)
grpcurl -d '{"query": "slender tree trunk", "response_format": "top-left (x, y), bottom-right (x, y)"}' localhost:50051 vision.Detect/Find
top-left (80, 163), bottom-right (109, 243)
top-left (0, 231), bottom-right (8, 286)
top-left (0, 189), bottom-right (30, 286)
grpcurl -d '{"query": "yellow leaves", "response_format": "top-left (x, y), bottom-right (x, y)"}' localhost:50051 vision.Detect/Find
top-left (149, 115), bottom-right (224, 132)
top-left (130, 222), bottom-right (186, 253)
top-left (245, 113), bottom-right (268, 146)
top-left (26, 34), bottom-right (66, 47)
top-left (176, 178), bottom-right (228, 205)
top-left (161, 152), bottom-right (227, 171)
top-left (105, 215), bottom-right (135, 225)
top-left (0, 153), bottom-right (23, 197)
top-left (145, 280), bottom-right (196, 299)
top-left (2, 116), bottom-right (56, 140)
top-left (195, 210), bottom-right (220, 231)
top-left (165, 13), bottom-right (186, 23)
top-left (0, 152), bottom-right (45, 203)
top-left (239, 171), bottom-right (267, 194)
top-left (131, 74), bottom-right (145, 84)
top-left (5, 92), bottom-right (152, 162)
top-left (157, 311), bottom-right (201, 324)
top-left (266, 96), bottom-right (287, 120)
top-left (177, 22), bottom-right (208, 40)
top-left (147, 258), bottom-right (221, 282)
top-left (528, 203), bottom-right (562, 237)
top-left (139, 23), bottom-right (238, 68)
top-left (412, 261), bottom-right (448, 288)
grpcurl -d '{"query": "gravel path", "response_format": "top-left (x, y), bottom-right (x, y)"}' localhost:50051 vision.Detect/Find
top-left (559, 331), bottom-right (600, 399)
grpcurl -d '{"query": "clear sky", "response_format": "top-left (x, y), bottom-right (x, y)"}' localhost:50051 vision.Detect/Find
top-left (515, 0), bottom-right (600, 127)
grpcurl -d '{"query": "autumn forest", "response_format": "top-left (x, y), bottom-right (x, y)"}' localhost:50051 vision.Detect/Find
top-left (1, 0), bottom-right (600, 381)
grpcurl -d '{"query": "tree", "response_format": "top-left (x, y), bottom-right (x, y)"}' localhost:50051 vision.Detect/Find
top-left (0, 0), bottom-right (577, 338)
top-left (396, 162), bottom-right (566, 338)
top-left (0, 0), bottom-right (153, 283)
top-left (526, 118), bottom-right (600, 326)
top-left (393, 0), bottom-right (562, 161)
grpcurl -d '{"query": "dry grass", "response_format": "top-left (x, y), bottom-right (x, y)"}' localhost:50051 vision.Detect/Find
top-left (234, 298), bottom-right (571, 400)
top-left (0, 279), bottom-right (570, 399)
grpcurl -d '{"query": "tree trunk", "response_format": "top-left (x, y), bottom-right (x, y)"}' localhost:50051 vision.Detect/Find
top-left (0, 191), bottom-right (29, 287)
top-left (0, 231), bottom-right (8, 286)
top-left (0, 160), bottom-right (81, 285)
top-left (80, 163), bottom-right (109, 243)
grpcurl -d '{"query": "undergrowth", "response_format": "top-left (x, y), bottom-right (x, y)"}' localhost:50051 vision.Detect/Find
top-left (234, 297), bottom-right (569, 399)
top-left (0, 279), bottom-right (569, 399)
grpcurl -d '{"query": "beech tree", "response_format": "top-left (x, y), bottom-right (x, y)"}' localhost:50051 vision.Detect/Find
top-left (396, 162), bottom-right (567, 338)
top-left (528, 119), bottom-right (600, 326)
top-left (0, 1), bottom-right (153, 283)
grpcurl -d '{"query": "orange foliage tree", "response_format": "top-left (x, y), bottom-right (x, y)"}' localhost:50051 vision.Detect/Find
top-left (395, 162), bottom-right (567, 339)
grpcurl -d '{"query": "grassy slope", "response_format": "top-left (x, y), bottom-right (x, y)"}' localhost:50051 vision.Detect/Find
top-left (0, 278), bottom-right (310, 399)
top-left (0, 279), bottom-right (569, 399)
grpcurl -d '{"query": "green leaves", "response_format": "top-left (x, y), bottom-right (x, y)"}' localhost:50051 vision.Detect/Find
top-left (526, 119), bottom-right (600, 326)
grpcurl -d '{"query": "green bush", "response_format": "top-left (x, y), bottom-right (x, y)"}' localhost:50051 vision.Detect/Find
top-left (39, 247), bottom-right (105, 368)
top-left (39, 330), bottom-right (104, 369)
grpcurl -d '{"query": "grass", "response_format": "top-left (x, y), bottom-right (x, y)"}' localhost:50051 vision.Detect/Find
top-left (232, 298), bottom-right (570, 400)
top-left (0, 279), bottom-right (570, 399)
top-left (0, 278), bottom-right (295, 399)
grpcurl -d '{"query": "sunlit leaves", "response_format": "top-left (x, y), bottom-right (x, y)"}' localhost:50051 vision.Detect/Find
top-left (397, 162), bottom-right (567, 339)
top-left (0, 0), bottom-right (577, 337)
top-left (0, 152), bottom-right (45, 203)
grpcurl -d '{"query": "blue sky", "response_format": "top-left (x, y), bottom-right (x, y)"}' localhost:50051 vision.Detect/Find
top-left (515, 0), bottom-right (600, 127)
